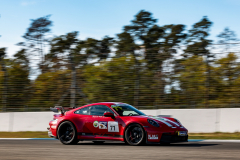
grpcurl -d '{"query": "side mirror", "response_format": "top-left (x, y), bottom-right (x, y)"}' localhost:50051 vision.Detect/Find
top-left (104, 112), bottom-right (115, 118)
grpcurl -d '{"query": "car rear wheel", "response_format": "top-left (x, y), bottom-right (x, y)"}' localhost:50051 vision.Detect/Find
top-left (57, 121), bottom-right (78, 145)
top-left (125, 124), bottom-right (145, 146)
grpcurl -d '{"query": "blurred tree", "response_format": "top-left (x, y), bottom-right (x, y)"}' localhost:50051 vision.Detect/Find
top-left (48, 31), bottom-right (90, 107)
top-left (83, 56), bottom-right (135, 104)
top-left (170, 56), bottom-right (207, 105)
top-left (6, 61), bottom-right (31, 109)
top-left (0, 48), bottom-right (31, 111)
top-left (47, 31), bottom-right (79, 71)
top-left (83, 56), bottom-right (155, 106)
top-left (13, 49), bottom-right (30, 70)
top-left (123, 10), bottom-right (158, 107)
top-left (183, 16), bottom-right (213, 107)
top-left (184, 16), bottom-right (213, 56)
top-left (124, 10), bottom-right (157, 41)
top-left (81, 36), bottom-right (114, 63)
top-left (97, 36), bottom-right (115, 61)
top-left (115, 32), bottom-right (158, 106)
top-left (28, 70), bottom-right (71, 108)
top-left (115, 31), bottom-right (137, 57)
top-left (153, 24), bottom-right (186, 105)
top-left (212, 53), bottom-right (240, 104)
top-left (122, 10), bottom-right (187, 106)
top-left (20, 15), bottom-right (52, 72)
top-left (1, 10), bottom-right (240, 110)
top-left (143, 24), bottom-right (164, 69)
top-left (217, 27), bottom-right (238, 51)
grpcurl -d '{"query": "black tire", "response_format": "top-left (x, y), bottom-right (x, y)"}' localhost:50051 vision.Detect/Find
top-left (57, 121), bottom-right (78, 145)
top-left (92, 141), bottom-right (105, 144)
top-left (124, 124), bottom-right (145, 146)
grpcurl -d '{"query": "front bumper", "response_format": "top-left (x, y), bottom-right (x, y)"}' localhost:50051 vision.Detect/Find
top-left (145, 126), bottom-right (188, 143)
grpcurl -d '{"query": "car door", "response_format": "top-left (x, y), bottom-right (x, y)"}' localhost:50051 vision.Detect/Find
top-left (86, 105), bottom-right (122, 139)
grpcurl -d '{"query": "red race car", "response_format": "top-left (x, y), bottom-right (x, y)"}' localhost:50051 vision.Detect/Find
top-left (48, 102), bottom-right (188, 145)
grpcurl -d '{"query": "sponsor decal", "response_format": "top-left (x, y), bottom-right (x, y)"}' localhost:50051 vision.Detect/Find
top-left (92, 116), bottom-right (104, 118)
top-left (178, 131), bottom-right (187, 136)
top-left (99, 122), bottom-right (107, 129)
top-left (148, 134), bottom-right (158, 140)
top-left (93, 121), bottom-right (99, 128)
top-left (108, 121), bottom-right (119, 132)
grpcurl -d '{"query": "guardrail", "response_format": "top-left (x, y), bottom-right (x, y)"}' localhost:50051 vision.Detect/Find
top-left (1, 108), bottom-right (240, 133)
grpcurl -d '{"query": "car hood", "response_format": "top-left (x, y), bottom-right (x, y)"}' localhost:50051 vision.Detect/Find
top-left (137, 115), bottom-right (184, 128)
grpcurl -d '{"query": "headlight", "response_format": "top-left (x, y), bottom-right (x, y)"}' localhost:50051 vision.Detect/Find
top-left (147, 119), bottom-right (159, 127)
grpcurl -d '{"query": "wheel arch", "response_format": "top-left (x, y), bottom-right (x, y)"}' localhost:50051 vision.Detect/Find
top-left (123, 122), bottom-right (146, 141)
top-left (56, 120), bottom-right (77, 139)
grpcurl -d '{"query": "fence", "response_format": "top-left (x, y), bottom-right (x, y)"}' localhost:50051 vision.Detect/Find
top-left (2, 104), bottom-right (240, 112)
top-left (1, 43), bottom-right (240, 111)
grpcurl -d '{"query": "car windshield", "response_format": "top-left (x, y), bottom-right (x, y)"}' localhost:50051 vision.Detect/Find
top-left (111, 104), bottom-right (146, 116)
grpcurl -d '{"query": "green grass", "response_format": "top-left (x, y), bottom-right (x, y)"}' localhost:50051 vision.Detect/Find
top-left (189, 132), bottom-right (240, 140)
top-left (0, 132), bottom-right (49, 138)
top-left (0, 132), bottom-right (240, 139)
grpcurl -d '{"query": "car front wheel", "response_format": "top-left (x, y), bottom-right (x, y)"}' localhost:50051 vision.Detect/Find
top-left (125, 124), bottom-right (145, 146)
top-left (57, 121), bottom-right (78, 145)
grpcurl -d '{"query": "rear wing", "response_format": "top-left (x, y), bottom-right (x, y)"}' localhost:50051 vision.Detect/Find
top-left (50, 106), bottom-right (65, 115)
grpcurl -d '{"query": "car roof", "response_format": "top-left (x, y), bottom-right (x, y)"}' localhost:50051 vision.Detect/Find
top-left (77, 102), bottom-right (126, 109)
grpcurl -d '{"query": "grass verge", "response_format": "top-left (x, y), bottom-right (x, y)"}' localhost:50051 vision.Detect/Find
top-left (189, 132), bottom-right (240, 140)
top-left (0, 132), bottom-right (240, 139)
top-left (0, 132), bottom-right (49, 138)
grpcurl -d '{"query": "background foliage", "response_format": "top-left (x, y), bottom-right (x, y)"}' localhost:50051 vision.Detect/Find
top-left (1, 10), bottom-right (240, 111)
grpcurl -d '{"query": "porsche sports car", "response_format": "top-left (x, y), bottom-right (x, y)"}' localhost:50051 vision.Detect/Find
top-left (48, 102), bottom-right (188, 145)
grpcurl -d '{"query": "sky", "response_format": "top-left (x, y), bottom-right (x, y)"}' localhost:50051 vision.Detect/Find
top-left (0, 0), bottom-right (240, 57)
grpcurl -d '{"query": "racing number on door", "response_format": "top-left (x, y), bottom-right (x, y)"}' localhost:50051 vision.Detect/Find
top-left (108, 121), bottom-right (119, 132)
top-left (110, 126), bottom-right (115, 131)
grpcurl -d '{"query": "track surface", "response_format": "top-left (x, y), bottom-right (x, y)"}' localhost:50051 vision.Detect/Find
top-left (0, 140), bottom-right (240, 160)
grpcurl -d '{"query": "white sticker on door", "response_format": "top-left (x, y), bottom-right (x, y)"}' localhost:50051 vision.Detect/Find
top-left (108, 121), bottom-right (119, 132)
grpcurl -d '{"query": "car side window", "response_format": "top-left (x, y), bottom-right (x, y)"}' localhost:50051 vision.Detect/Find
top-left (89, 105), bottom-right (114, 116)
top-left (75, 107), bottom-right (89, 115)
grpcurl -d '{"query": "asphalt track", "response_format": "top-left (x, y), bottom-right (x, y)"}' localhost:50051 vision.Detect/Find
top-left (0, 140), bottom-right (240, 160)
